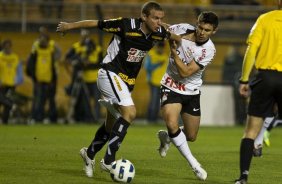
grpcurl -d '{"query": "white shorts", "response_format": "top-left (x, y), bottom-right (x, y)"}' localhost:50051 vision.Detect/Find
top-left (97, 68), bottom-right (134, 106)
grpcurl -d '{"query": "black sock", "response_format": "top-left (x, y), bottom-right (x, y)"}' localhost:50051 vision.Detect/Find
top-left (168, 128), bottom-right (181, 138)
top-left (87, 122), bottom-right (110, 160)
top-left (239, 138), bottom-right (254, 180)
top-left (104, 117), bottom-right (130, 165)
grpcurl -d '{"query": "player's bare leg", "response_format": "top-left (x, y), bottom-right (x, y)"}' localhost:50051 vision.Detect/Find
top-left (159, 103), bottom-right (207, 180)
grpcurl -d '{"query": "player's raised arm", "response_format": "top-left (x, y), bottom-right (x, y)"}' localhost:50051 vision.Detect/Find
top-left (56, 20), bottom-right (99, 33)
top-left (169, 32), bottom-right (181, 44)
top-left (161, 22), bottom-right (182, 44)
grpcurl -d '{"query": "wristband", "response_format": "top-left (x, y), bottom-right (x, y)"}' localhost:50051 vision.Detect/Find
top-left (239, 80), bottom-right (249, 84)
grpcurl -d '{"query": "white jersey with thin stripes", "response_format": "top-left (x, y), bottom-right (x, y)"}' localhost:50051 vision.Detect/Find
top-left (161, 23), bottom-right (216, 95)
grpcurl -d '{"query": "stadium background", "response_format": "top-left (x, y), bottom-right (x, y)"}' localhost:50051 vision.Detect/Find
top-left (0, 0), bottom-right (277, 122)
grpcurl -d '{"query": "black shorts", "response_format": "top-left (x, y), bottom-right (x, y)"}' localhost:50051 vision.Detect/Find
top-left (248, 70), bottom-right (282, 119)
top-left (160, 85), bottom-right (201, 116)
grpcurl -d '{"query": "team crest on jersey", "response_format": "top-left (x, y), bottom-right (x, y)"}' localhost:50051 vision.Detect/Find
top-left (161, 93), bottom-right (168, 103)
top-left (127, 48), bottom-right (147, 62)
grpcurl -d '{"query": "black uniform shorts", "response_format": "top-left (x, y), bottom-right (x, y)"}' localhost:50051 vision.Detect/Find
top-left (248, 70), bottom-right (282, 119)
top-left (160, 85), bottom-right (201, 116)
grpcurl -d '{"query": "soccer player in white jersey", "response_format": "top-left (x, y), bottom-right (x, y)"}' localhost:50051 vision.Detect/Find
top-left (157, 11), bottom-right (218, 181)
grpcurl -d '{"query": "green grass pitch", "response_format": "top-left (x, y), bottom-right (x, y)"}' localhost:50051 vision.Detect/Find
top-left (0, 124), bottom-right (281, 184)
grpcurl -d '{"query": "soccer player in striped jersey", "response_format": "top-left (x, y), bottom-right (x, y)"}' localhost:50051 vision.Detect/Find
top-left (157, 12), bottom-right (218, 181)
top-left (57, 1), bottom-right (180, 178)
top-left (235, 1), bottom-right (282, 183)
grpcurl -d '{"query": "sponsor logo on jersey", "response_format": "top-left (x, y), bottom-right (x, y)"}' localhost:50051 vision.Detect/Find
top-left (126, 32), bottom-right (142, 37)
top-left (127, 48), bottom-right (147, 63)
top-left (164, 76), bottom-right (185, 91)
top-left (198, 48), bottom-right (206, 62)
top-left (118, 73), bottom-right (136, 85)
top-left (113, 76), bottom-right (122, 91)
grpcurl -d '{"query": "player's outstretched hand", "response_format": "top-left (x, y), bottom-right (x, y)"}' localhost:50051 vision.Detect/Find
top-left (160, 22), bottom-right (171, 30)
top-left (56, 22), bottom-right (69, 35)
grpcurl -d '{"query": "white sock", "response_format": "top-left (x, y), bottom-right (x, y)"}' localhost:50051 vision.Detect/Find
top-left (254, 117), bottom-right (274, 147)
top-left (170, 131), bottom-right (199, 168)
top-left (273, 119), bottom-right (282, 127)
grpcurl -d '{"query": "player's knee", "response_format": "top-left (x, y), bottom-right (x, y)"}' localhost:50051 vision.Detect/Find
top-left (121, 106), bottom-right (136, 122)
top-left (186, 135), bottom-right (197, 142)
top-left (128, 110), bottom-right (136, 121)
top-left (181, 129), bottom-right (197, 142)
top-left (166, 121), bottom-right (179, 134)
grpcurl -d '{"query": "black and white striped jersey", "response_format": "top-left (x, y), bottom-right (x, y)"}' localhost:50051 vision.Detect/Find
top-left (98, 17), bottom-right (167, 91)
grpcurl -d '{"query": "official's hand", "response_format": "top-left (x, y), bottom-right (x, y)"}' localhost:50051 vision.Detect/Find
top-left (239, 83), bottom-right (250, 98)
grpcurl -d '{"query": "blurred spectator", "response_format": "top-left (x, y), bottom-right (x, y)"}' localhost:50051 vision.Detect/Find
top-left (1, 0), bottom-right (7, 16)
top-left (0, 39), bottom-right (23, 124)
top-left (81, 36), bottom-right (103, 122)
top-left (144, 41), bottom-right (168, 123)
top-left (222, 44), bottom-right (247, 124)
top-left (26, 34), bottom-right (58, 124)
top-left (64, 29), bottom-right (102, 123)
top-left (33, 26), bottom-right (62, 61)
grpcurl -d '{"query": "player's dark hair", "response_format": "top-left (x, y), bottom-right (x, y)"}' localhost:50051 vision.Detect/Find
top-left (198, 11), bottom-right (219, 29)
top-left (141, 1), bottom-right (163, 16)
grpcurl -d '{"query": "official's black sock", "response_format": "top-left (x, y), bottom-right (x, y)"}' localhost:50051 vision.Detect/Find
top-left (104, 117), bottom-right (130, 165)
top-left (87, 122), bottom-right (110, 160)
top-left (239, 138), bottom-right (254, 180)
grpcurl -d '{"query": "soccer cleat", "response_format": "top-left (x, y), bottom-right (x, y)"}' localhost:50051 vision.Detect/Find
top-left (234, 178), bottom-right (247, 184)
top-left (157, 130), bottom-right (171, 157)
top-left (253, 144), bottom-right (263, 157)
top-left (263, 130), bottom-right (271, 147)
top-left (192, 165), bottom-right (208, 181)
top-left (80, 147), bottom-right (95, 177)
top-left (98, 99), bottom-right (121, 119)
top-left (100, 159), bottom-right (112, 172)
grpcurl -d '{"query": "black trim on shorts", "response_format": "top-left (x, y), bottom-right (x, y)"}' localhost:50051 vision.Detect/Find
top-left (105, 69), bottom-right (121, 102)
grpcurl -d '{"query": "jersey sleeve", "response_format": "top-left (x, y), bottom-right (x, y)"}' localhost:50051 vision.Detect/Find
top-left (98, 17), bottom-right (125, 37)
top-left (246, 15), bottom-right (263, 47)
top-left (195, 45), bottom-right (215, 69)
top-left (169, 23), bottom-right (195, 35)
